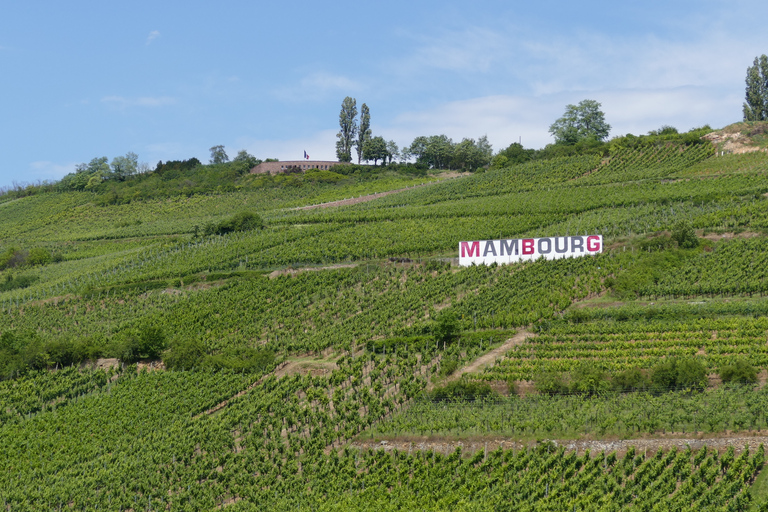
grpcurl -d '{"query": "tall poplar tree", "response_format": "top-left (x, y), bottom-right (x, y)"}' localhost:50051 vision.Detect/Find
top-left (335, 97), bottom-right (358, 162)
top-left (355, 103), bottom-right (371, 164)
top-left (743, 55), bottom-right (768, 121)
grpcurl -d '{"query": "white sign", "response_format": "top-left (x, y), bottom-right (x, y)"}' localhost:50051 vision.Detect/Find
top-left (459, 235), bottom-right (602, 266)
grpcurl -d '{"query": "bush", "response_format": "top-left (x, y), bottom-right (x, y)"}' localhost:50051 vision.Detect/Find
top-left (0, 274), bottom-right (38, 292)
top-left (27, 247), bottom-right (52, 266)
top-left (534, 371), bottom-right (569, 395)
top-left (569, 363), bottom-right (611, 395)
top-left (651, 357), bottom-right (707, 391)
top-left (432, 311), bottom-right (458, 344)
top-left (671, 220), bottom-right (699, 249)
top-left (204, 211), bottom-right (264, 236)
top-left (720, 358), bottom-right (758, 384)
top-left (163, 338), bottom-right (207, 371)
top-left (612, 367), bottom-right (649, 392)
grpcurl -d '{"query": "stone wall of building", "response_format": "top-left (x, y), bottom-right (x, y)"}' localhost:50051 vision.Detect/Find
top-left (250, 161), bottom-right (346, 175)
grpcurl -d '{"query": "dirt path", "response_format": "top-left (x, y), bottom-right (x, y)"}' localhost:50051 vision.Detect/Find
top-left (426, 330), bottom-right (532, 392)
top-left (268, 263), bottom-right (357, 278)
top-left (353, 433), bottom-right (768, 457)
top-left (457, 330), bottom-right (532, 377)
top-left (194, 361), bottom-right (289, 418)
top-left (293, 176), bottom-right (461, 211)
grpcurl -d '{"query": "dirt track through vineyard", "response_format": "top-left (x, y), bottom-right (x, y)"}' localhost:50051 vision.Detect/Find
top-left (353, 434), bottom-right (768, 457)
top-left (293, 175), bottom-right (461, 211)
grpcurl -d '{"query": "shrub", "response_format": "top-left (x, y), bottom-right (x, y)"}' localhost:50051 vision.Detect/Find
top-left (432, 311), bottom-right (458, 344)
top-left (671, 220), bottom-right (699, 249)
top-left (204, 211), bottom-right (264, 236)
top-left (163, 338), bottom-right (207, 371)
top-left (720, 358), bottom-right (758, 384)
top-left (534, 371), bottom-right (569, 395)
top-left (612, 367), bottom-right (649, 392)
top-left (569, 363), bottom-right (611, 395)
top-left (27, 247), bottom-right (52, 266)
top-left (430, 380), bottom-right (494, 401)
top-left (651, 357), bottom-right (707, 391)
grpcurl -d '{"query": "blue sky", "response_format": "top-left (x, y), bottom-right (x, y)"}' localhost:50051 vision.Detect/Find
top-left (2, 0), bottom-right (767, 188)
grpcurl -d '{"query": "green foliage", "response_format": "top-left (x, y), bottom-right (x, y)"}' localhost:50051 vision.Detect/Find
top-left (356, 103), bottom-right (371, 164)
top-left (203, 211), bottom-right (264, 236)
top-left (671, 219), bottom-right (699, 248)
top-left (432, 311), bottom-right (458, 344)
top-left (303, 169), bottom-right (347, 183)
top-left (744, 55), bottom-right (768, 121)
top-left (651, 357), bottom-right (707, 391)
top-left (209, 145), bottom-right (229, 164)
top-left (336, 96), bottom-right (357, 162)
top-left (612, 367), bottom-right (649, 392)
top-left (205, 345), bottom-right (275, 373)
top-left (570, 363), bottom-right (611, 395)
top-left (27, 247), bottom-right (52, 266)
top-left (720, 358), bottom-right (758, 384)
top-left (0, 273), bottom-right (37, 292)
top-left (549, 99), bottom-right (611, 144)
top-left (429, 380), bottom-right (494, 401)
top-left (0, 247), bottom-right (27, 269)
top-left (163, 338), bottom-right (206, 370)
top-left (362, 135), bottom-right (388, 165)
top-left (534, 370), bottom-right (569, 395)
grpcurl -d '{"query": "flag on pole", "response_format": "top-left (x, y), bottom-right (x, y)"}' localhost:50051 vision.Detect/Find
top-left (303, 150), bottom-right (309, 160)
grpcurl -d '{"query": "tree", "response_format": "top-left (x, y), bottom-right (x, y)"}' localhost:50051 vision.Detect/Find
top-left (549, 99), bottom-right (611, 144)
top-left (451, 136), bottom-right (493, 172)
top-left (335, 97), bottom-right (357, 162)
top-left (432, 311), bottom-right (458, 344)
top-left (385, 140), bottom-right (399, 165)
top-left (671, 220), bottom-right (699, 249)
top-left (491, 142), bottom-right (534, 169)
top-left (408, 135), bottom-right (454, 169)
top-left (110, 152), bottom-right (138, 181)
top-left (362, 136), bottom-right (387, 165)
top-left (209, 145), bottom-right (229, 164)
top-left (232, 150), bottom-right (260, 173)
top-left (355, 103), bottom-right (371, 164)
top-left (743, 55), bottom-right (768, 121)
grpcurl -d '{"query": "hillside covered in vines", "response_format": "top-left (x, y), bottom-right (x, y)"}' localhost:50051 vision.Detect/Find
top-left (3, 127), bottom-right (768, 510)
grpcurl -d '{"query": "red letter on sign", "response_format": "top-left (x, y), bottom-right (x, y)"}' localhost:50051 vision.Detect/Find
top-left (587, 236), bottom-right (601, 252)
top-left (522, 239), bottom-right (534, 254)
top-left (461, 241), bottom-right (480, 258)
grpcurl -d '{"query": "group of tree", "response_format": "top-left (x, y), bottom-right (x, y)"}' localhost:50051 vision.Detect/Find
top-left (743, 54), bottom-right (768, 121)
top-left (58, 153), bottom-right (146, 192)
top-left (405, 134), bottom-right (493, 171)
top-left (335, 97), bottom-right (399, 165)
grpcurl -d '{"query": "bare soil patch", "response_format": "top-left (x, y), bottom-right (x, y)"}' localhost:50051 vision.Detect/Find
top-left (427, 330), bottom-right (532, 391)
top-left (293, 176), bottom-right (461, 211)
top-left (273, 359), bottom-right (339, 378)
top-left (268, 263), bottom-right (357, 279)
top-left (353, 432), bottom-right (768, 457)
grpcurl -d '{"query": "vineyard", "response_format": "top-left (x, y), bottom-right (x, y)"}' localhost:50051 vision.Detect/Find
top-left (2, 130), bottom-right (768, 509)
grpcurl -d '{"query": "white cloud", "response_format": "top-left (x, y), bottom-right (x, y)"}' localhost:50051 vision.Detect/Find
top-left (146, 30), bottom-right (160, 45)
top-left (233, 130), bottom-right (338, 162)
top-left (380, 86), bottom-right (742, 152)
top-left (273, 72), bottom-right (362, 102)
top-left (101, 95), bottom-right (176, 108)
top-left (397, 27), bottom-right (510, 74)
